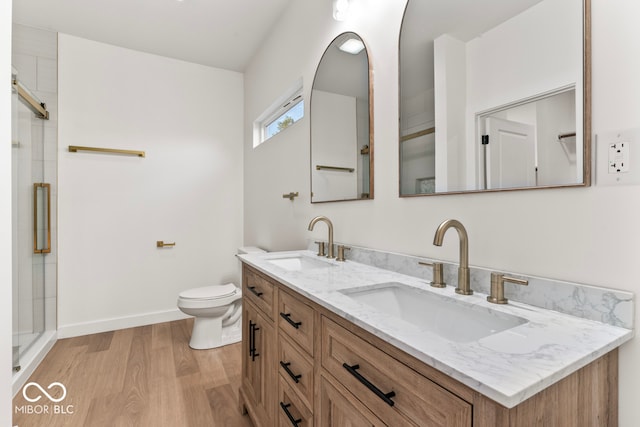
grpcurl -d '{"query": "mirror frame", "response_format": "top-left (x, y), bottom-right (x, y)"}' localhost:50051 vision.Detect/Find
top-left (398, 0), bottom-right (591, 197)
top-left (310, 32), bottom-right (374, 203)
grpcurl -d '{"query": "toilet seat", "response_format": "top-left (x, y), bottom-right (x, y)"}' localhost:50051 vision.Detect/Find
top-left (179, 283), bottom-right (237, 300)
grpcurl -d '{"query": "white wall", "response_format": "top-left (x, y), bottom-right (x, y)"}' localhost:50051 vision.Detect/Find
top-left (243, 0), bottom-right (640, 425)
top-left (1, 1), bottom-right (13, 424)
top-left (58, 35), bottom-right (244, 336)
top-left (311, 90), bottom-right (358, 201)
top-left (434, 34), bottom-right (467, 191)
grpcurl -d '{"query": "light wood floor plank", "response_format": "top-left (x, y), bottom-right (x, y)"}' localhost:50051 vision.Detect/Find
top-left (207, 384), bottom-right (254, 427)
top-left (170, 320), bottom-right (200, 378)
top-left (12, 319), bottom-right (251, 427)
top-left (87, 330), bottom-right (115, 353)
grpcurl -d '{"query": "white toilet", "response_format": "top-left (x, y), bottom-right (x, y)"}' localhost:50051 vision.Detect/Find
top-left (177, 283), bottom-right (242, 350)
top-left (178, 246), bottom-right (266, 350)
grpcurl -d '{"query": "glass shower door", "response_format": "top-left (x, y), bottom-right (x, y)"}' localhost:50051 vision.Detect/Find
top-left (11, 75), bottom-right (47, 372)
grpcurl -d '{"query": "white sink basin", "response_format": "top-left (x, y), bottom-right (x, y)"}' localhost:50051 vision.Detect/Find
top-left (266, 254), bottom-right (335, 271)
top-left (340, 282), bottom-right (527, 343)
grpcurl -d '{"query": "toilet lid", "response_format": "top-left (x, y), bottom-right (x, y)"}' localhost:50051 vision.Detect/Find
top-left (179, 283), bottom-right (237, 300)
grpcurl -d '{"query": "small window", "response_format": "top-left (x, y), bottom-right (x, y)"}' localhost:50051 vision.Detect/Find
top-left (254, 80), bottom-right (304, 147)
top-left (264, 97), bottom-right (304, 140)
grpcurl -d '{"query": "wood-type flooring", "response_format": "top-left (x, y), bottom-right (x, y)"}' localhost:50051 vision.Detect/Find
top-left (12, 319), bottom-right (253, 427)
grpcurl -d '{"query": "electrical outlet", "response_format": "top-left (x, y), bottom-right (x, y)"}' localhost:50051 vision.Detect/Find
top-left (596, 128), bottom-right (640, 186)
top-left (608, 142), bottom-right (629, 173)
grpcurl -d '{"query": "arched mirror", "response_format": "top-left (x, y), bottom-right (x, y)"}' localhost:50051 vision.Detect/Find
top-left (311, 32), bottom-right (373, 203)
top-left (399, 0), bottom-right (590, 196)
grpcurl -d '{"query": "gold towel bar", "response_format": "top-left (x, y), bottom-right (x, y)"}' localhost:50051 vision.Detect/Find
top-left (69, 146), bottom-right (146, 157)
top-left (157, 241), bottom-right (176, 248)
top-left (315, 165), bottom-right (355, 173)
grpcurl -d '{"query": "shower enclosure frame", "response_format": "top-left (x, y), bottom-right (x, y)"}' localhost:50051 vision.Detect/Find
top-left (11, 71), bottom-right (57, 392)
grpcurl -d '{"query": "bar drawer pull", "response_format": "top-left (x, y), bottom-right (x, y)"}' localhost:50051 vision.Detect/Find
top-left (280, 402), bottom-right (302, 427)
top-left (280, 312), bottom-right (302, 329)
top-left (342, 363), bottom-right (396, 406)
top-left (280, 361), bottom-right (302, 383)
top-left (249, 321), bottom-right (260, 361)
top-left (247, 286), bottom-right (263, 297)
top-left (248, 321), bottom-right (254, 358)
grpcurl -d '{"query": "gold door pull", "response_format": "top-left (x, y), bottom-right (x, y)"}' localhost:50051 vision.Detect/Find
top-left (282, 192), bottom-right (299, 201)
top-left (157, 241), bottom-right (176, 248)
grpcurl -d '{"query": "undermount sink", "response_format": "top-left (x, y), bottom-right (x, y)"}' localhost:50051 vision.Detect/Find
top-left (339, 282), bottom-right (527, 343)
top-left (266, 254), bottom-right (335, 271)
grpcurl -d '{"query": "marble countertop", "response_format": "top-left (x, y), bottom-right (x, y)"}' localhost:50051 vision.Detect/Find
top-left (238, 250), bottom-right (634, 408)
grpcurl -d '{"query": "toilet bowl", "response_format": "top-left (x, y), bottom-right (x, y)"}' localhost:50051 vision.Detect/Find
top-left (177, 283), bottom-right (242, 350)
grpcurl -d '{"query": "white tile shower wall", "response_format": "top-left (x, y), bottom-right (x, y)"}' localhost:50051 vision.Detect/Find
top-left (12, 24), bottom-right (58, 333)
top-left (306, 241), bottom-right (634, 330)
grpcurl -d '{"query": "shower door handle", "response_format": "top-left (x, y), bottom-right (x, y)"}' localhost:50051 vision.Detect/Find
top-left (33, 183), bottom-right (51, 254)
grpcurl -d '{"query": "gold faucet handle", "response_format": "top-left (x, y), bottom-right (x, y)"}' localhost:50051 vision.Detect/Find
top-left (314, 241), bottom-right (326, 257)
top-left (418, 261), bottom-right (446, 288)
top-left (487, 273), bottom-right (528, 304)
top-left (336, 245), bottom-right (350, 262)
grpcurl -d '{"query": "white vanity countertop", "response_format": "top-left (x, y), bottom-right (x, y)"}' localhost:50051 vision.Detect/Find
top-left (238, 250), bottom-right (634, 408)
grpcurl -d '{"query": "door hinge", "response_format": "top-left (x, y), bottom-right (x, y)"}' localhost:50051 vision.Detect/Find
top-left (481, 135), bottom-right (489, 145)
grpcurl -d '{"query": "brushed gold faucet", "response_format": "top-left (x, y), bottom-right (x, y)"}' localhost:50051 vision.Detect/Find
top-left (308, 216), bottom-right (335, 258)
top-left (488, 273), bottom-right (528, 304)
top-left (433, 219), bottom-right (472, 295)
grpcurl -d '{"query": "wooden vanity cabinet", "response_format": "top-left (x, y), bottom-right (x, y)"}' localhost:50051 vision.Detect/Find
top-left (240, 267), bottom-right (277, 427)
top-left (239, 263), bottom-right (619, 427)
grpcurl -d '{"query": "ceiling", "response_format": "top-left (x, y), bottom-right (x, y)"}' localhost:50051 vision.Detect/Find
top-left (13, 0), bottom-right (293, 72)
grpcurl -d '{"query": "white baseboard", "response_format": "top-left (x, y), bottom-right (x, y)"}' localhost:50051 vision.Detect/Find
top-left (57, 309), bottom-right (191, 339)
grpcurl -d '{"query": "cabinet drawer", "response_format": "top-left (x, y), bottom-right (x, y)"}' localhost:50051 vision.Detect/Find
top-left (279, 334), bottom-right (314, 410)
top-left (243, 266), bottom-right (276, 320)
top-left (278, 376), bottom-right (313, 427)
top-left (278, 290), bottom-right (314, 355)
top-left (318, 373), bottom-right (384, 427)
top-left (321, 316), bottom-right (472, 427)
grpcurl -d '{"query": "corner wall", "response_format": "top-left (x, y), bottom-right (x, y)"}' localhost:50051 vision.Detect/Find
top-left (243, 1), bottom-right (640, 425)
top-left (58, 35), bottom-right (244, 336)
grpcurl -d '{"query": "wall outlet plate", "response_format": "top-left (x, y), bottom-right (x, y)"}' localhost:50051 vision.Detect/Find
top-left (608, 142), bottom-right (629, 173)
top-left (596, 128), bottom-right (640, 186)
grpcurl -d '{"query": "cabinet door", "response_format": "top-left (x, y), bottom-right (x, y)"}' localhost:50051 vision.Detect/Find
top-left (242, 300), bottom-right (276, 426)
top-left (318, 374), bottom-right (385, 427)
